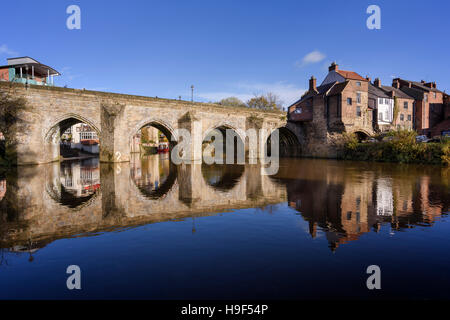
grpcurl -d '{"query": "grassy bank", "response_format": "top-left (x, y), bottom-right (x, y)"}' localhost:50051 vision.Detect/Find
top-left (341, 130), bottom-right (450, 166)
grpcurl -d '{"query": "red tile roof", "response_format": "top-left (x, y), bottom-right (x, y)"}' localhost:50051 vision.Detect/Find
top-left (336, 70), bottom-right (366, 81)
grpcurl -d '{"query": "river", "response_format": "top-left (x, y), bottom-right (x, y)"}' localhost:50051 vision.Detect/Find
top-left (0, 155), bottom-right (449, 299)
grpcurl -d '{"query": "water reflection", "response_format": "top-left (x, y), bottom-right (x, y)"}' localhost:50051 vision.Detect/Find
top-left (0, 157), bottom-right (448, 255)
top-left (275, 159), bottom-right (449, 250)
top-left (130, 153), bottom-right (177, 200)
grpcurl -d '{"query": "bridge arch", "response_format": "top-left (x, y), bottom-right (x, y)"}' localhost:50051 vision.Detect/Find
top-left (129, 118), bottom-right (178, 155)
top-left (266, 126), bottom-right (301, 157)
top-left (202, 122), bottom-right (246, 163)
top-left (44, 114), bottom-right (101, 162)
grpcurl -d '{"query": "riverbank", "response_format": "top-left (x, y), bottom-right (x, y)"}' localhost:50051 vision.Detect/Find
top-left (340, 130), bottom-right (450, 165)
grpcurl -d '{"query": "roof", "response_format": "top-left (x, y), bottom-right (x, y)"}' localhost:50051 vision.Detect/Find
top-left (368, 83), bottom-right (390, 99)
top-left (0, 56), bottom-right (60, 76)
top-left (327, 81), bottom-right (348, 96)
top-left (289, 82), bottom-right (337, 107)
top-left (398, 78), bottom-right (443, 93)
top-left (289, 81), bottom-right (352, 107)
top-left (381, 86), bottom-right (414, 99)
top-left (336, 69), bottom-right (366, 81)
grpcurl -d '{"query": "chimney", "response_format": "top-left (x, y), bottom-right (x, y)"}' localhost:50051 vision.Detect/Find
top-left (392, 79), bottom-right (400, 89)
top-left (433, 81), bottom-right (437, 89)
top-left (421, 80), bottom-right (426, 84)
top-left (329, 62), bottom-right (338, 72)
top-left (389, 91), bottom-right (395, 98)
top-left (374, 78), bottom-right (381, 88)
top-left (366, 76), bottom-right (371, 82)
top-left (309, 76), bottom-right (317, 92)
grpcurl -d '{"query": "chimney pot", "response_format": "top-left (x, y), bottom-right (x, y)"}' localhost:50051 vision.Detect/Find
top-left (393, 79), bottom-right (400, 89)
top-left (309, 76), bottom-right (317, 92)
top-left (366, 76), bottom-right (371, 82)
top-left (374, 78), bottom-right (381, 88)
top-left (329, 62), bottom-right (338, 72)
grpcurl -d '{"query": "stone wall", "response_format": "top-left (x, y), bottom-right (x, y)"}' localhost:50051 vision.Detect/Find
top-left (0, 82), bottom-right (288, 165)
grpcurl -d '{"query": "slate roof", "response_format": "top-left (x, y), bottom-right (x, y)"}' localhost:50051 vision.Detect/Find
top-left (327, 81), bottom-right (348, 96)
top-left (289, 82), bottom-right (337, 107)
top-left (381, 86), bottom-right (414, 99)
top-left (398, 79), bottom-right (443, 93)
top-left (368, 83), bottom-right (390, 99)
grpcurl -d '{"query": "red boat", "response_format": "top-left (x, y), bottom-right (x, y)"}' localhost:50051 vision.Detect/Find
top-left (157, 142), bottom-right (169, 153)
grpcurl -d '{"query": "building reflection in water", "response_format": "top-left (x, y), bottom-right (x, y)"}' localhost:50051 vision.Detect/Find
top-left (0, 156), bottom-right (448, 256)
top-left (276, 159), bottom-right (449, 251)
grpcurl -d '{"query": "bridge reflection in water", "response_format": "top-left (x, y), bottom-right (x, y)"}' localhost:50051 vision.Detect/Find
top-left (0, 156), bottom-right (448, 254)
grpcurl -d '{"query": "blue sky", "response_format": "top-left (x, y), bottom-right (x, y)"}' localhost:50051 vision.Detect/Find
top-left (1, 0), bottom-right (449, 106)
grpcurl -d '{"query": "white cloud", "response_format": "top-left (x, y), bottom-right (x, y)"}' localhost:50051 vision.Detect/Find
top-left (296, 50), bottom-right (326, 67)
top-left (198, 81), bottom-right (306, 107)
top-left (0, 45), bottom-right (17, 56)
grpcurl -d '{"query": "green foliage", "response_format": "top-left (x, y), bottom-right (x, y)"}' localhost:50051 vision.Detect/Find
top-left (341, 130), bottom-right (450, 165)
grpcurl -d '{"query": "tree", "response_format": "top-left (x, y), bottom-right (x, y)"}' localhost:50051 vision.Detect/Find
top-left (218, 97), bottom-right (246, 108)
top-left (0, 91), bottom-right (29, 165)
top-left (246, 92), bottom-right (284, 110)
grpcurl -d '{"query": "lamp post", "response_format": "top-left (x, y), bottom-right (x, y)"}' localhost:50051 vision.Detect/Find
top-left (191, 85), bottom-right (194, 102)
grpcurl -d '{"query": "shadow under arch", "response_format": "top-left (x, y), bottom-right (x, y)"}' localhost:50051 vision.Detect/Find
top-left (354, 130), bottom-right (370, 142)
top-left (129, 119), bottom-right (178, 151)
top-left (266, 127), bottom-right (301, 157)
top-left (45, 114), bottom-right (101, 142)
top-left (202, 124), bottom-right (246, 163)
top-left (44, 114), bottom-right (101, 161)
top-left (201, 163), bottom-right (245, 192)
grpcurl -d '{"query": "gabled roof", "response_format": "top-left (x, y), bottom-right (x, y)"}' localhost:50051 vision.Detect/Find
top-left (381, 86), bottom-right (414, 99)
top-left (336, 70), bottom-right (366, 81)
top-left (289, 82), bottom-right (337, 107)
top-left (327, 81), bottom-right (348, 96)
top-left (368, 83), bottom-right (390, 99)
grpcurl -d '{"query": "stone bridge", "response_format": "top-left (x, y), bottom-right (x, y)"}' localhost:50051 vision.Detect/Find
top-left (1, 82), bottom-right (301, 165)
top-left (0, 159), bottom-right (287, 249)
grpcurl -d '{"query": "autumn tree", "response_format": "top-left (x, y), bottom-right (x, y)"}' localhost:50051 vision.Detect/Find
top-left (218, 97), bottom-right (246, 108)
top-left (246, 92), bottom-right (283, 110)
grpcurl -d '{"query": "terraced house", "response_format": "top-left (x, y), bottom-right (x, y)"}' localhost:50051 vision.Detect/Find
top-left (289, 63), bottom-right (450, 149)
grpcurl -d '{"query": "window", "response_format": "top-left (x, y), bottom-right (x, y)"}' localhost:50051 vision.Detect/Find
top-left (400, 114), bottom-right (404, 121)
top-left (385, 98), bottom-right (389, 104)
top-left (424, 94), bottom-right (428, 102)
top-left (356, 106), bottom-right (361, 117)
top-left (407, 115), bottom-right (411, 121)
top-left (357, 92), bottom-right (361, 103)
top-left (434, 92), bottom-right (437, 99)
top-left (378, 112), bottom-right (383, 121)
top-left (347, 98), bottom-right (352, 105)
top-left (404, 101), bottom-right (408, 109)
top-left (379, 98), bottom-right (383, 104)
top-left (385, 111), bottom-right (389, 121)
top-left (294, 108), bottom-right (302, 114)
top-left (356, 82), bottom-right (361, 87)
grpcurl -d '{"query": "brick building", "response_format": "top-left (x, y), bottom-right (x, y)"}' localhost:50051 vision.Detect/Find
top-left (393, 78), bottom-right (447, 135)
top-left (288, 63), bottom-right (374, 155)
top-left (379, 80), bottom-right (415, 130)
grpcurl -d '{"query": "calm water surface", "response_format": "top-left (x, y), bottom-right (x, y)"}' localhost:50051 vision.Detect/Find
top-left (0, 154), bottom-right (449, 299)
